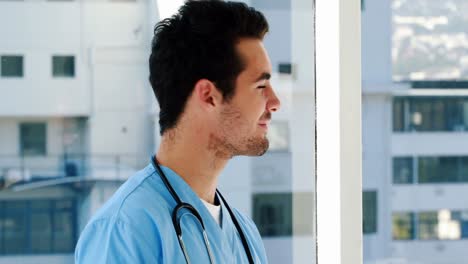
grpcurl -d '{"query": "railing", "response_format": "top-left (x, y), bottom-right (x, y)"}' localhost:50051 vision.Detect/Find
top-left (0, 154), bottom-right (149, 189)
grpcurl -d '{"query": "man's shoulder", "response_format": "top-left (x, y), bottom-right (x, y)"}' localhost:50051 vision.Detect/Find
top-left (75, 164), bottom-right (171, 262)
top-left (85, 164), bottom-right (170, 229)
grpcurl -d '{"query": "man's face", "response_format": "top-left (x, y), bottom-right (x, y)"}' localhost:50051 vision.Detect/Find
top-left (212, 38), bottom-right (281, 158)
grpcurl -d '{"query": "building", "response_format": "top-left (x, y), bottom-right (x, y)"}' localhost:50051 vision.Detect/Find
top-left (362, 0), bottom-right (468, 263)
top-left (0, 0), bottom-right (154, 263)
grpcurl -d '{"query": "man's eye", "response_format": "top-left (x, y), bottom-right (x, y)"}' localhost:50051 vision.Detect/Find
top-left (257, 85), bottom-right (266, 89)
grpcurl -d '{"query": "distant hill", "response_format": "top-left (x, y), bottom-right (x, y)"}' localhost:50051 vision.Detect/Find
top-left (392, 0), bottom-right (468, 81)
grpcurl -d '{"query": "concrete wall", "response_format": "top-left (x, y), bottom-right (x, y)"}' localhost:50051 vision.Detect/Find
top-left (391, 240), bottom-right (468, 264)
top-left (362, 94), bottom-right (393, 261)
top-left (0, 1), bottom-right (89, 116)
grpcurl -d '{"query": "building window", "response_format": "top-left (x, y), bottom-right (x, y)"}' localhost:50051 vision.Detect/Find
top-left (363, 191), bottom-right (377, 234)
top-left (418, 210), bottom-right (468, 240)
top-left (451, 211), bottom-right (468, 239)
top-left (1, 55), bottom-right (23, 77)
top-left (253, 193), bottom-right (292, 237)
top-left (52, 56), bottom-right (75, 77)
top-left (392, 212), bottom-right (415, 240)
top-left (392, 98), bottom-right (405, 132)
top-left (419, 156), bottom-right (460, 183)
top-left (393, 157), bottom-right (413, 184)
top-left (418, 211), bottom-right (438, 240)
top-left (0, 199), bottom-right (76, 255)
top-left (393, 155), bottom-right (468, 184)
top-left (393, 210), bottom-right (468, 241)
top-left (19, 123), bottom-right (46, 156)
top-left (393, 97), bottom-right (468, 132)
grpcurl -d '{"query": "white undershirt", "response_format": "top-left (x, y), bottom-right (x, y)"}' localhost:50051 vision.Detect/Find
top-left (200, 198), bottom-right (221, 226)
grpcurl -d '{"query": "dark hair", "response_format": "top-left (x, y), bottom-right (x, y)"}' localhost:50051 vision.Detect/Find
top-left (149, 0), bottom-right (269, 135)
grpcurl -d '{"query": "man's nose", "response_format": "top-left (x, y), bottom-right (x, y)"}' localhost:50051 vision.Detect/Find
top-left (267, 87), bottom-right (281, 112)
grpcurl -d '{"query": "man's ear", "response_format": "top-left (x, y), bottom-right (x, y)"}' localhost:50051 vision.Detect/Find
top-left (193, 79), bottom-right (223, 108)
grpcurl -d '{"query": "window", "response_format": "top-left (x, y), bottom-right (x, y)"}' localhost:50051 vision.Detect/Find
top-left (418, 212), bottom-right (438, 240)
top-left (1, 55), bottom-right (23, 77)
top-left (393, 157), bottom-right (413, 184)
top-left (53, 200), bottom-right (76, 252)
top-left (451, 211), bottom-right (468, 239)
top-left (418, 210), bottom-right (468, 240)
top-left (393, 210), bottom-right (468, 241)
top-left (0, 199), bottom-right (76, 255)
top-left (392, 212), bottom-right (415, 240)
top-left (419, 156), bottom-right (461, 183)
top-left (393, 97), bottom-right (468, 132)
top-left (1, 201), bottom-right (27, 254)
top-left (19, 123), bottom-right (46, 156)
top-left (52, 56), bottom-right (75, 77)
top-left (392, 98), bottom-right (405, 132)
top-left (363, 191), bottom-right (377, 234)
top-left (253, 193), bottom-right (292, 237)
top-left (393, 156), bottom-right (468, 184)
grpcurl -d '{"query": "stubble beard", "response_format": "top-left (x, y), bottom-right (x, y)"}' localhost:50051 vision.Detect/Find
top-left (210, 105), bottom-right (270, 159)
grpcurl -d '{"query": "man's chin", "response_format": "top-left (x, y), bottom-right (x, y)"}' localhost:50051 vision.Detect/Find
top-left (248, 138), bottom-right (269, 156)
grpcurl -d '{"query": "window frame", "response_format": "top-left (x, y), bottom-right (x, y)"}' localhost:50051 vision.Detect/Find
top-left (1, 55), bottom-right (24, 78)
top-left (19, 122), bottom-right (47, 157)
top-left (0, 199), bottom-right (76, 255)
top-left (52, 55), bottom-right (75, 78)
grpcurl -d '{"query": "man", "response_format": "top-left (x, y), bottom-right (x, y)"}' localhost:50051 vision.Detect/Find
top-left (75, 0), bottom-right (280, 263)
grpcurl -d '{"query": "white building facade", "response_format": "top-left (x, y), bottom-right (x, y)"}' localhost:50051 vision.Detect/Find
top-left (0, 0), bottom-right (153, 263)
top-left (362, 0), bottom-right (468, 263)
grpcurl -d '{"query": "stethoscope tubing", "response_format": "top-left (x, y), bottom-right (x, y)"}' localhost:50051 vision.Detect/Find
top-left (151, 156), bottom-right (254, 264)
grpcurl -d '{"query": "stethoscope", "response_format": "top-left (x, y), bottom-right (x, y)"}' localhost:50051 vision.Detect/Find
top-left (151, 156), bottom-right (255, 264)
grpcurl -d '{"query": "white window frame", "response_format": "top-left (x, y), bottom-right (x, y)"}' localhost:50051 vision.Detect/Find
top-left (316, 0), bottom-right (362, 263)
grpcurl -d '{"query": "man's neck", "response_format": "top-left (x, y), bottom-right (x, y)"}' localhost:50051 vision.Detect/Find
top-left (156, 130), bottom-right (229, 205)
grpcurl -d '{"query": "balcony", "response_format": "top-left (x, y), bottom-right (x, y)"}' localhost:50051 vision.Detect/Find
top-left (0, 154), bottom-right (146, 191)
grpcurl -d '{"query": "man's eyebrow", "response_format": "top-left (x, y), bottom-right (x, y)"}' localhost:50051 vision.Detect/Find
top-left (254, 72), bottom-right (271, 82)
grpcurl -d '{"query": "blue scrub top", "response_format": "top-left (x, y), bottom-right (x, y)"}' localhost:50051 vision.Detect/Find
top-left (75, 163), bottom-right (268, 263)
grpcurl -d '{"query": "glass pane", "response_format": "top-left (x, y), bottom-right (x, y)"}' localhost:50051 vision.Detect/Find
top-left (55, 200), bottom-right (73, 210)
top-left (419, 156), bottom-right (459, 183)
top-left (1, 55), bottom-right (23, 77)
top-left (253, 193), bottom-right (292, 237)
top-left (393, 98), bottom-right (405, 132)
top-left (439, 157), bottom-right (458, 182)
top-left (52, 56), bottom-right (75, 77)
top-left (393, 0), bottom-right (468, 81)
top-left (392, 212), bottom-right (414, 240)
top-left (418, 212), bottom-right (438, 240)
top-left (3, 200), bottom-right (27, 210)
top-left (53, 211), bottom-right (74, 252)
top-left (363, 191), bottom-right (377, 234)
top-left (460, 157), bottom-right (468, 182)
top-left (458, 211), bottom-right (468, 239)
top-left (3, 0), bottom-right (317, 262)
top-left (2, 211), bottom-right (27, 254)
top-left (30, 212), bottom-right (52, 253)
top-left (30, 200), bottom-right (51, 210)
top-left (393, 157), bottom-right (413, 184)
top-left (19, 122), bottom-right (47, 156)
top-left (418, 157), bottom-right (438, 183)
top-left (364, 0), bottom-right (468, 262)
top-left (267, 121), bottom-right (290, 152)
top-left (437, 209), bottom-right (461, 240)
